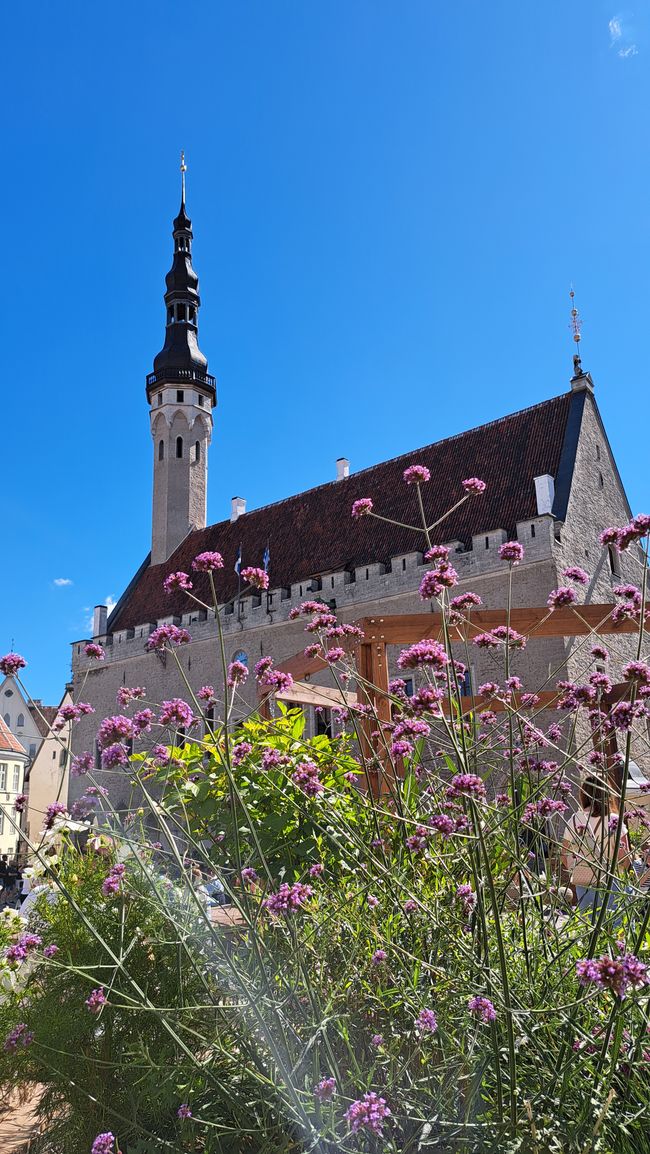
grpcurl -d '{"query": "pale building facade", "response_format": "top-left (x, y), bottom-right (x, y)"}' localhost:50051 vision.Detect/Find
top-left (0, 718), bottom-right (28, 859)
top-left (23, 690), bottom-right (72, 849)
top-left (69, 182), bottom-right (645, 804)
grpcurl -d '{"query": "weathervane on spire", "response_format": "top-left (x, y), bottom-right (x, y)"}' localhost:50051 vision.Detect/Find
top-left (569, 286), bottom-right (584, 377)
top-left (180, 150), bottom-right (187, 205)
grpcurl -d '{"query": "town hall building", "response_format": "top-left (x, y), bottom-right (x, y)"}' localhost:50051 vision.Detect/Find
top-left (69, 175), bottom-right (644, 802)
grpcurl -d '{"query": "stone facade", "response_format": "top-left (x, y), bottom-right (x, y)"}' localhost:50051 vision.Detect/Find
top-left (69, 377), bottom-right (645, 803)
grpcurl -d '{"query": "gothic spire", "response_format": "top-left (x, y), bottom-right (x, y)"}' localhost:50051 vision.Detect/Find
top-left (147, 155), bottom-right (215, 401)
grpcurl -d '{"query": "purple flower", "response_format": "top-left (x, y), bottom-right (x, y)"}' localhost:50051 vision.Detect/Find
top-left (102, 864), bottom-right (126, 897)
top-left (159, 698), bottom-right (194, 729)
top-left (241, 566), bottom-right (269, 590)
top-left (344, 1092), bottom-right (392, 1136)
top-left (499, 541), bottom-right (524, 564)
top-left (43, 944), bottom-right (59, 958)
top-left (145, 624), bottom-right (191, 651)
top-left (562, 566), bottom-right (590, 585)
top-left (4, 1023), bottom-right (34, 1053)
top-left (101, 743), bottom-right (130, 770)
top-left (71, 752), bottom-right (93, 776)
top-left (97, 715), bottom-right (133, 749)
top-left (264, 882), bottom-right (313, 913)
top-left (323, 646), bottom-right (344, 664)
top-left (314, 1076), bottom-right (337, 1101)
top-left (419, 565), bottom-right (459, 598)
top-left (468, 995), bottom-right (496, 1023)
top-left (622, 661), bottom-right (650, 685)
top-left (177, 1104), bottom-right (192, 1120)
top-left (371, 949), bottom-right (387, 965)
top-left (192, 551), bottom-right (224, 571)
top-left (397, 639), bottom-right (449, 672)
top-left (577, 953), bottom-right (649, 999)
top-left (403, 899), bottom-right (418, 912)
top-left (163, 571), bottom-right (193, 594)
top-left (232, 740), bottom-right (253, 766)
top-left (450, 591), bottom-right (482, 611)
top-left (521, 798), bottom-right (568, 824)
top-left (227, 660), bottom-right (249, 687)
top-left (403, 464), bottom-right (430, 485)
top-left (132, 708), bottom-right (154, 734)
top-left (292, 761), bottom-right (324, 797)
top-left (241, 867), bottom-right (258, 883)
top-left (14, 793), bottom-right (27, 813)
top-left (85, 987), bottom-right (107, 1014)
top-left (416, 1008), bottom-right (438, 1034)
top-left (367, 894), bottom-right (379, 908)
top-left (43, 802), bottom-right (68, 830)
top-left (371, 1033), bottom-right (384, 1046)
top-left (0, 652), bottom-right (26, 677)
top-left (198, 684), bottom-right (215, 703)
top-left (91, 1135), bottom-right (116, 1154)
top-left (116, 686), bottom-right (146, 707)
top-left (447, 773), bottom-right (486, 801)
top-left (309, 863), bottom-right (324, 878)
top-left (547, 586), bottom-right (577, 609)
top-left (462, 477), bottom-right (486, 494)
top-left (428, 814), bottom-right (456, 837)
top-left (351, 498), bottom-right (373, 519)
top-left (52, 702), bottom-right (95, 732)
top-left (84, 642), bottom-right (105, 660)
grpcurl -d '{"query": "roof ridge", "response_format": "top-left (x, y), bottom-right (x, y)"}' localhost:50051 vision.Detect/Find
top-left (198, 391), bottom-right (570, 532)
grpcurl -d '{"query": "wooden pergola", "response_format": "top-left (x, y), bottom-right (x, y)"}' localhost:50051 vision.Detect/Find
top-left (260, 604), bottom-right (646, 789)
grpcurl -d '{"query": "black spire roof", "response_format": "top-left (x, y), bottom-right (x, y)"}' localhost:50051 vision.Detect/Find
top-left (146, 173), bottom-right (216, 402)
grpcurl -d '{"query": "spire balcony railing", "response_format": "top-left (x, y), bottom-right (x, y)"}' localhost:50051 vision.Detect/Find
top-left (146, 368), bottom-right (216, 391)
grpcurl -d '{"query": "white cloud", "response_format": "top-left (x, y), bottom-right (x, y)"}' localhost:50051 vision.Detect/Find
top-left (619, 43), bottom-right (638, 56)
top-left (609, 15), bottom-right (623, 43)
top-left (53, 577), bottom-right (73, 587)
top-left (85, 595), bottom-right (117, 634)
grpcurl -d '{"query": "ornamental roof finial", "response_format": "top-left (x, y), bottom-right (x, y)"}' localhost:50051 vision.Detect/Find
top-left (569, 286), bottom-right (584, 378)
top-left (180, 149), bottom-right (187, 207)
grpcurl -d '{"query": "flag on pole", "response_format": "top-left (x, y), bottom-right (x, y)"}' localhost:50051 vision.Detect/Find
top-left (234, 544), bottom-right (242, 575)
top-left (263, 542), bottom-right (270, 573)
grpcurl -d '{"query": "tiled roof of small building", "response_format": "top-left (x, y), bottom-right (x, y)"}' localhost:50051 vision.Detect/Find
top-left (109, 390), bottom-right (576, 632)
top-left (0, 716), bottom-right (27, 756)
top-left (29, 705), bottom-right (59, 738)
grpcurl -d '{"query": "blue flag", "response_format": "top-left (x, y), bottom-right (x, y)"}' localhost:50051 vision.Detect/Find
top-left (263, 542), bottom-right (270, 573)
top-left (234, 544), bottom-right (242, 576)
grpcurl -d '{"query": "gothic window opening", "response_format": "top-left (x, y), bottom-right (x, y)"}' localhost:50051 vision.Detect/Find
top-left (608, 545), bottom-right (621, 578)
top-left (194, 441), bottom-right (201, 462)
top-left (176, 437), bottom-right (183, 459)
top-left (176, 390), bottom-right (184, 403)
top-left (530, 524), bottom-right (536, 538)
top-left (17, 714), bottom-right (24, 728)
top-left (485, 536), bottom-right (490, 549)
top-left (158, 440), bottom-right (164, 461)
top-left (167, 307), bottom-right (174, 324)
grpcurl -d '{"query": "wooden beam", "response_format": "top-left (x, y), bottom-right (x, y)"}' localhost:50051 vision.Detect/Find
top-left (276, 681), bottom-right (357, 709)
top-left (356, 604), bottom-right (643, 646)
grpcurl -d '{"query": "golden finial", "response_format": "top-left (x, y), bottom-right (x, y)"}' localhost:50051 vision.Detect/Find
top-left (180, 150), bottom-right (187, 204)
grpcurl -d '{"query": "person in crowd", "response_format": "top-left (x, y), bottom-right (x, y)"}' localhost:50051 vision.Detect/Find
top-left (562, 775), bottom-right (632, 914)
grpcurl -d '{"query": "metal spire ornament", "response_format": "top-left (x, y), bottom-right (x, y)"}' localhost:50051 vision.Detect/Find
top-left (569, 287), bottom-right (584, 377)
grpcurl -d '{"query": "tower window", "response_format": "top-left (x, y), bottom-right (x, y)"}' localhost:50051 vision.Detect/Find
top-left (157, 393), bottom-right (162, 406)
top-left (598, 472), bottom-right (604, 489)
top-left (198, 394), bottom-right (204, 407)
top-left (176, 437), bottom-right (183, 459)
top-left (177, 390), bottom-right (184, 403)
top-left (596, 444), bottom-right (601, 460)
top-left (189, 307), bottom-right (196, 323)
top-left (530, 524), bottom-right (536, 538)
top-left (167, 307), bottom-right (173, 324)
top-left (16, 714), bottom-right (24, 728)
top-left (194, 441), bottom-right (201, 462)
top-left (158, 440), bottom-right (164, 461)
top-left (485, 536), bottom-right (490, 549)
top-left (608, 545), bottom-right (621, 577)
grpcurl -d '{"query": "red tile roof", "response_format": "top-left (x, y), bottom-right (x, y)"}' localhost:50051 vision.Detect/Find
top-left (109, 391), bottom-right (574, 632)
top-left (0, 717), bottom-right (27, 756)
top-left (29, 705), bottom-right (59, 738)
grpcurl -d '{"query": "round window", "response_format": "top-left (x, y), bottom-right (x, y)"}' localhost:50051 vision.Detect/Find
top-left (233, 649), bottom-right (248, 667)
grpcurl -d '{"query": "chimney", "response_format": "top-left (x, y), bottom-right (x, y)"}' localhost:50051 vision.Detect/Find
top-left (336, 457), bottom-right (350, 481)
top-left (534, 475), bottom-right (555, 516)
top-left (93, 605), bottom-right (108, 637)
top-left (231, 496), bottom-right (246, 522)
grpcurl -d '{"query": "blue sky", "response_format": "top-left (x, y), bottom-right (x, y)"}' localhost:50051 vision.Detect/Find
top-left (3, 0), bottom-right (650, 704)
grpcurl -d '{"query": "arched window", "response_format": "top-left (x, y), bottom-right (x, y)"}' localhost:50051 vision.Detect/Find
top-left (16, 713), bottom-right (24, 728)
top-left (176, 437), bottom-right (183, 459)
top-left (158, 440), bottom-right (164, 461)
top-left (3, 714), bottom-right (9, 726)
top-left (195, 441), bottom-right (201, 462)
